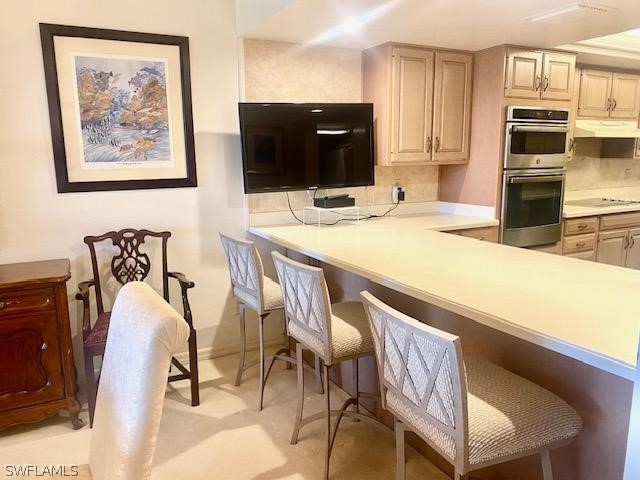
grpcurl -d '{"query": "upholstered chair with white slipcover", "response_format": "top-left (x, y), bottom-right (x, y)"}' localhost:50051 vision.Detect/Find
top-left (360, 290), bottom-right (582, 480)
top-left (271, 251), bottom-right (380, 480)
top-left (71, 282), bottom-right (189, 480)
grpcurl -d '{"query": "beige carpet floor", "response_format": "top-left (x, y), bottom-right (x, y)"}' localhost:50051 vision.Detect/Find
top-left (0, 353), bottom-right (448, 479)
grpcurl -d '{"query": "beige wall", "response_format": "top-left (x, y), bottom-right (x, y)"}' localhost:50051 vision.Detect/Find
top-left (0, 0), bottom-right (279, 364)
top-left (567, 138), bottom-right (640, 191)
top-left (242, 39), bottom-right (439, 214)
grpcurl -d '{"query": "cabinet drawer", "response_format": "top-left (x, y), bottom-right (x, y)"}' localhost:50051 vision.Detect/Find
top-left (600, 212), bottom-right (640, 230)
top-left (454, 226), bottom-right (499, 242)
top-left (564, 217), bottom-right (597, 235)
top-left (565, 250), bottom-right (596, 261)
top-left (563, 233), bottom-right (596, 253)
top-left (0, 289), bottom-right (55, 317)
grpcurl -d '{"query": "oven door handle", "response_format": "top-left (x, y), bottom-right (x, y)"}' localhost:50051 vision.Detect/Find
top-left (511, 125), bottom-right (568, 133)
top-left (509, 175), bottom-right (564, 184)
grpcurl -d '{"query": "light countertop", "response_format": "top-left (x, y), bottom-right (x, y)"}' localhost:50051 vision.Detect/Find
top-left (564, 187), bottom-right (640, 218)
top-left (250, 215), bottom-right (640, 380)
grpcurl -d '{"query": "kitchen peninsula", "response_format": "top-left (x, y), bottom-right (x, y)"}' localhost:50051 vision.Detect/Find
top-left (250, 214), bottom-right (639, 480)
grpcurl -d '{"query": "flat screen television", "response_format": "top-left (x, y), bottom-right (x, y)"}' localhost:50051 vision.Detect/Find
top-left (238, 103), bottom-right (374, 193)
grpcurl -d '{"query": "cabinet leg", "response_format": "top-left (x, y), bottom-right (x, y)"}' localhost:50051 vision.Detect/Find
top-left (69, 398), bottom-right (84, 430)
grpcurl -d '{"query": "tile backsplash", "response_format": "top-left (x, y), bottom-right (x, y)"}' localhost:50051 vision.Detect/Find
top-left (566, 138), bottom-right (640, 191)
top-left (247, 165), bottom-right (439, 213)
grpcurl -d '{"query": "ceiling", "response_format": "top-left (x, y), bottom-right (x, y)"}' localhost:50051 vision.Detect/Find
top-left (237, 0), bottom-right (640, 52)
top-left (559, 28), bottom-right (640, 68)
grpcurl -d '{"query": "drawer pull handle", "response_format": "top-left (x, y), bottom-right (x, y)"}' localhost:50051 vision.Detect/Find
top-left (41, 341), bottom-right (48, 351)
top-left (577, 224), bottom-right (587, 230)
top-left (576, 242), bottom-right (586, 247)
top-left (0, 301), bottom-right (4, 310)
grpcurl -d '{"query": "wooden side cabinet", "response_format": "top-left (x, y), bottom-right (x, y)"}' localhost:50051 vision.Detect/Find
top-left (0, 259), bottom-right (82, 431)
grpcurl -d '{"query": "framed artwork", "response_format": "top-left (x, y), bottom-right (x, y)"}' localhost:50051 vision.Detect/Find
top-left (39, 23), bottom-right (197, 192)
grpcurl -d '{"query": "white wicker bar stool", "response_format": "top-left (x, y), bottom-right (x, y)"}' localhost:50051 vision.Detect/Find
top-left (272, 251), bottom-right (382, 480)
top-left (360, 291), bottom-right (583, 480)
top-left (220, 233), bottom-right (322, 410)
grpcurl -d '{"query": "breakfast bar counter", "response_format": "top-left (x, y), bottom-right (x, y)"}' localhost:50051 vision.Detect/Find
top-left (250, 216), bottom-right (639, 379)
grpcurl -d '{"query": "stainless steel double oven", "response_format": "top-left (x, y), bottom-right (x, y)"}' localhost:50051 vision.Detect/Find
top-left (501, 107), bottom-right (569, 248)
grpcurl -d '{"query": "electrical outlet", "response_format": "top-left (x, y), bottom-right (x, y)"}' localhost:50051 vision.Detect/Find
top-left (392, 186), bottom-right (405, 203)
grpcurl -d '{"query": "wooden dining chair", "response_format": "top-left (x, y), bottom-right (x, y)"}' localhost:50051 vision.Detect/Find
top-left (76, 228), bottom-right (199, 426)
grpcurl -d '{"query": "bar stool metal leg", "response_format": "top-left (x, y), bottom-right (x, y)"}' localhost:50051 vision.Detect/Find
top-left (291, 343), bottom-right (305, 445)
top-left (353, 358), bottom-right (360, 418)
top-left (234, 304), bottom-right (246, 387)
top-left (395, 419), bottom-right (406, 480)
top-left (541, 449), bottom-right (554, 480)
top-left (323, 363), bottom-right (331, 480)
top-left (258, 313), bottom-right (267, 411)
top-left (315, 356), bottom-right (324, 394)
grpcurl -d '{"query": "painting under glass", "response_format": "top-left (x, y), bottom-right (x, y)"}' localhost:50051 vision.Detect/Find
top-left (74, 55), bottom-right (172, 165)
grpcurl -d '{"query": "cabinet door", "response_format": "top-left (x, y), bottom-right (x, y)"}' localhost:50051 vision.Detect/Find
top-left (610, 72), bottom-right (640, 120)
top-left (541, 53), bottom-right (576, 101)
top-left (0, 313), bottom-right (65, 412)
top-left (578, 69), bottom-right (613, 118)
top-left (596, 229), bottom-right (628, 267)
top-left (505, 49), bottom-right (543, 99)
top-left (432, 52), bottom-right (472, 163)
top-left (625, 227), bottom-right (640, 269)
top-left (390, 47), bottom-right (434, 164)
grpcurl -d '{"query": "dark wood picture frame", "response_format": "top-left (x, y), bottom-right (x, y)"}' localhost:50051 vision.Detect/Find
top-left (39, 23), bottom-right (197, 193)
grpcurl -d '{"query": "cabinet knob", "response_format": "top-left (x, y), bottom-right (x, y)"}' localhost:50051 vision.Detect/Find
top-left (0, 301), bottom-right (4, 310)
top-left (41, 341), bottom-right (48, 351)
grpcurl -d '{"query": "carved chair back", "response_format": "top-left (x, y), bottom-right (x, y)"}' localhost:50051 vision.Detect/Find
top-left (360, 291), bottom-right (469, 473)
top-left (271, 251), bottom-right (333, 362)
top-left (84, 229), bottom-right (171, 315)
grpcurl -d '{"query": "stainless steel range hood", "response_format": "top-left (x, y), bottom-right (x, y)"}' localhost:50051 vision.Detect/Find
top-left (574, 119), bottom-right (640, 138)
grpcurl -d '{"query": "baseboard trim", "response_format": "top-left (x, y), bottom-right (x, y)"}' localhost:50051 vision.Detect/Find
top-left (173, 335), bottom-right (286, 364)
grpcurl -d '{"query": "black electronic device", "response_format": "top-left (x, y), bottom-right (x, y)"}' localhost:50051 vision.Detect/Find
top-left (238, 103), bottom-right (374, 193)
top-left (313, 194), bottom-right (355, 209)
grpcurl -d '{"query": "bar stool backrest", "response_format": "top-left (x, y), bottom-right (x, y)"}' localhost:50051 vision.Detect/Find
top-left (360, 291), bottom-right (469, 473)
top-left (272, 251), bottom-right (333, 361)
top-left (219, 233), bottom-right (265, 313)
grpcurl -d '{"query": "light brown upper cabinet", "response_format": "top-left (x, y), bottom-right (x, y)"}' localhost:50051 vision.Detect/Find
top-left (578, 69), bottom-right (640, 119)
top-left (505, 48), bottom-right (575, 101)
top-left (432, 52), bottom-right (473, 162)
top-left (610, 72), bottom-right (640, 119)
top-left (363, 44), bottom-right (473, 166)
top-left (390, 47), bottom-right (434, 164)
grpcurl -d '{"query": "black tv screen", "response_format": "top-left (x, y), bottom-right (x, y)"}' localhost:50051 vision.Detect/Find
top-left (239, 103), bottom-right (374, 193)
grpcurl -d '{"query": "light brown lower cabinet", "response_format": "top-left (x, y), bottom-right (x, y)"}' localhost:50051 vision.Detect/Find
top-left (561, 212), bottom-right (640, 269)
top-left (590, 225), bottom-right (640, 268)
top-left (449, 226), bottom-right (499, 242)
top-left (596, 229), bottom-right (628, 266)
top-left (565, 250), bottom-right (596, 261)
